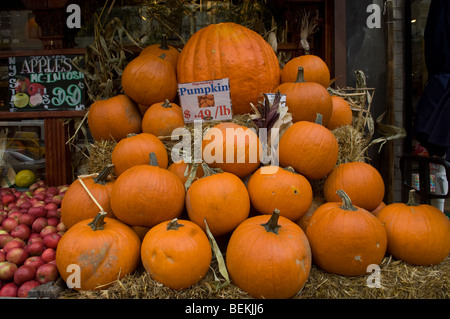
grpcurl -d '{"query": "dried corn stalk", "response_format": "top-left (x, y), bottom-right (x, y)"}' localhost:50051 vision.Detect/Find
top-left (299, 9), bottom-right (319, 55)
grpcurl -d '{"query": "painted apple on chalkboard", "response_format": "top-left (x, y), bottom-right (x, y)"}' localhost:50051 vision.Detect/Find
top-left (14, 77), bottom-right (30, 94)
top-left (29, 93), bottom-right (43, 107)
top-left (28, 83), bottom-right (46, 97)
top-left (12, 93), bottom-right (29, 108)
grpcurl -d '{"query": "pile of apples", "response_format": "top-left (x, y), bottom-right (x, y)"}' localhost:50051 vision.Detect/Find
top-left (0, 180), bottom-right (68, 298)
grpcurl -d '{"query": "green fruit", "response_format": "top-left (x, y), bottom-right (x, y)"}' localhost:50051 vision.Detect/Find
top-left (13, 93), bottom-right (29, 108)
top-left (15, 170), bottom-right (36, 188)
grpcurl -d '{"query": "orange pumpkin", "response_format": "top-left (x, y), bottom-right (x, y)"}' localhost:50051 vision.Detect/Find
top-left (324, 161), bottom-right (385, 211)
top-left (142, 100), bottom-right (185, 137)
top-left (60, 164), bottom-right (115, 229)
top-left (87, 95), bottom-right (142, 142)
top-left (177, 22), bottom-right (280, 115)
top-left (202, 122), bottom-right (261, 178)
top-left (168, 160), bottom-right (204, 187)
top-left (327, 95), bottom-right (353, 130)
top-left (247, 166), bottom-right (313, 221)
top-left (140, 34), bottom-right (180, 71)
top-left (306, 190), bottom-right (387, 276)
top-left (278, 115), bottom-right (339, 180)
top-left (226, 209), bottom-right (312, 299)
top-left (185, 163), bottom-right (250, 237)
top-left (281, 54), bottom-right (330, 88)
top-left (55, 212), bottom-right (141, 291)
top-left (110, 153), bottom-right (185, 228)
top-left (377, 190), bottom-right (450, 266)
top-left (296, 198), bottom-right (325, 232)
top-left (122, 53), bottom-right (177, 109)
top-left (141, 218), bottom-right (212, 290)
top-left (111, 133), bottom-right (168, 176)
top-left (275, 66), bottom-right (333, 125)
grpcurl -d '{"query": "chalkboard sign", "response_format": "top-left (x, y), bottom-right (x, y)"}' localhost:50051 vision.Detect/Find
top-left (7, 55), bottom-right (85, 112)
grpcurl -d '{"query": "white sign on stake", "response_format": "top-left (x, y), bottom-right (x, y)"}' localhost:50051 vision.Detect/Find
top-left (178, 78), bottom-right (233, 123)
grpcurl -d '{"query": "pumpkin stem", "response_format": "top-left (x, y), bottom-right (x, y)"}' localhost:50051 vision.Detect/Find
top-left (283, 166), bottom-right (297, 174)
top-left (261, 209), bottom-right (282, 234)
top-left (336, 189), bottom-right (358, 211)
top-left (295, 66), bottom-right (306, 84)
top-left (87, 212), bottom-right (107, 231)
top-left (93, 164), bottom-right (114, 185)
top-left (315, 113), bottom-right (323, 125)
top-left (406, 189), bottom-right (418, 206)
top-left (159, 34), bottom-right (169, 51)
top-left (162, 99), bottom-right (172, 108)
top-left (167, 218), bottom-right (184, 231)
top-left (149, 152), bottom-right (159, 167)
top-left (201, 161), bottom-right (223, 177)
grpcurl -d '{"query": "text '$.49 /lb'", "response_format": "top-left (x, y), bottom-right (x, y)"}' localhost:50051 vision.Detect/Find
top-left (184, 104), bottom-right (231, 121)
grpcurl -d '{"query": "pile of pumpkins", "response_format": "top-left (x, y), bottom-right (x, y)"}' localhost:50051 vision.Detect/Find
top-left (56, 22), bottom-right (450, 299)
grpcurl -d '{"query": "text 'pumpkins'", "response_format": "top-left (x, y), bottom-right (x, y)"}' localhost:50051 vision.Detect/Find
top-left (177, 22), bottom-right (280, 115)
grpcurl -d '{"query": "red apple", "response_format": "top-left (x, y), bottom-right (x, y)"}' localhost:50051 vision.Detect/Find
top-left (43, 233), bottom-right (60, 249)
top-left (27, 235), bottom-right (43, 245)
top-left (24, 256), bottom-right (45, 270)
top-left (47, 217), bottom-right (59, 227)
top-left (19, 213), bottom-right (36, 227)
top-left (51, 195), bottom-right (63, 206)
top-left (11, 224), bottom-right (31, 241)
top-left (0, 234), bottom-right (13, 248)
top-left (46, 187), bottom-right (59, 197)
top-left (40, 225), bottom-right (56, 238)
top-left (36, 263), bottom-right (59, 284)
top-left (33, 187), bottom-right (47, 195)
top-left (41, 248), bottom-right (56, 263)
top-left (58, 185), bottom-right (69, 193)
top-left (56, 222), bottom-right (66, 233)
top-left (1, 194), bottom-right (16, 206)
top-left (45, 202), bottom-right (58, 211)
top-left (17, 280), bottom-right (40, 298)
top-left (31, 217), bottom-right (48, 233)
top-left (14, 264), bottom-right (36, 285)
top-left (0, 261), bottom-right (18, 281)
top-left (28, 206), bottom-right (46, 218)
top-left (3, 239), bottom-right (25, 254)
top-left (2, 217), bottom-right (19, 232)
top-left (28, 182), bottom-right (40, 191)
top-left (0, 250), bottom-right (5, 262)
top-left (6, 247), bottom-right (28, 265)
top-left (8, 210), bottom-right (22, 223)
top-left (26, 241), bottom-right (45, 256)
top-left (0, 282), bottom-right (18, 297)
top-left (46, 209), bottom-right (61, 220)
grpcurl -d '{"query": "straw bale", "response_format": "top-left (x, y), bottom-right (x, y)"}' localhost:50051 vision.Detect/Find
top-left (58, 256), bottom-right (449, 299)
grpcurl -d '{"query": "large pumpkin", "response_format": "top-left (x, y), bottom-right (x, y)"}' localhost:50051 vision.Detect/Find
top-left (226, 209), bottom-right (312, 299)
top-left (177, 22), bottom-right (281, 115)
top-left (87, 94), bottom-right (142, 142)
top-left (110, 153), bottom-right (185, 228)
top-left (111, 133), bottom-right (168, 176)
top-left (324, 161), bottom-right (385, 211)
top-left (56, 212), bottom-right (141, 291)
top-left (278, 115), bottom-right (339, 180)
top-left (327, 95), bottom-right (353, 130)
top-left (142, 100), bottom-right (185, 137)
top-left (122, 53), bottom-right (177, 109)
top-left (275, 66), bottom-right (333, 125)
top-left (60, 164), bottom-right (115, 229)
top-left (247, 166), bottom-right (313, 221)
top-left (306, 190), bottom-right (387, 276)
top-left (202, 122), bottom-right (261, 178)
top-left (185, 164), bottom-right (250, 237)
top-left (296, 198), bottom-right (325, 233)
top-left (377, 190), bottom-right (450, 266)
top-left (281, 54), bottom-right (330, 88)
top-left (140, 34), bottom-right (180, 72)
top-left (141, 218), bottom-right (212, 290)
